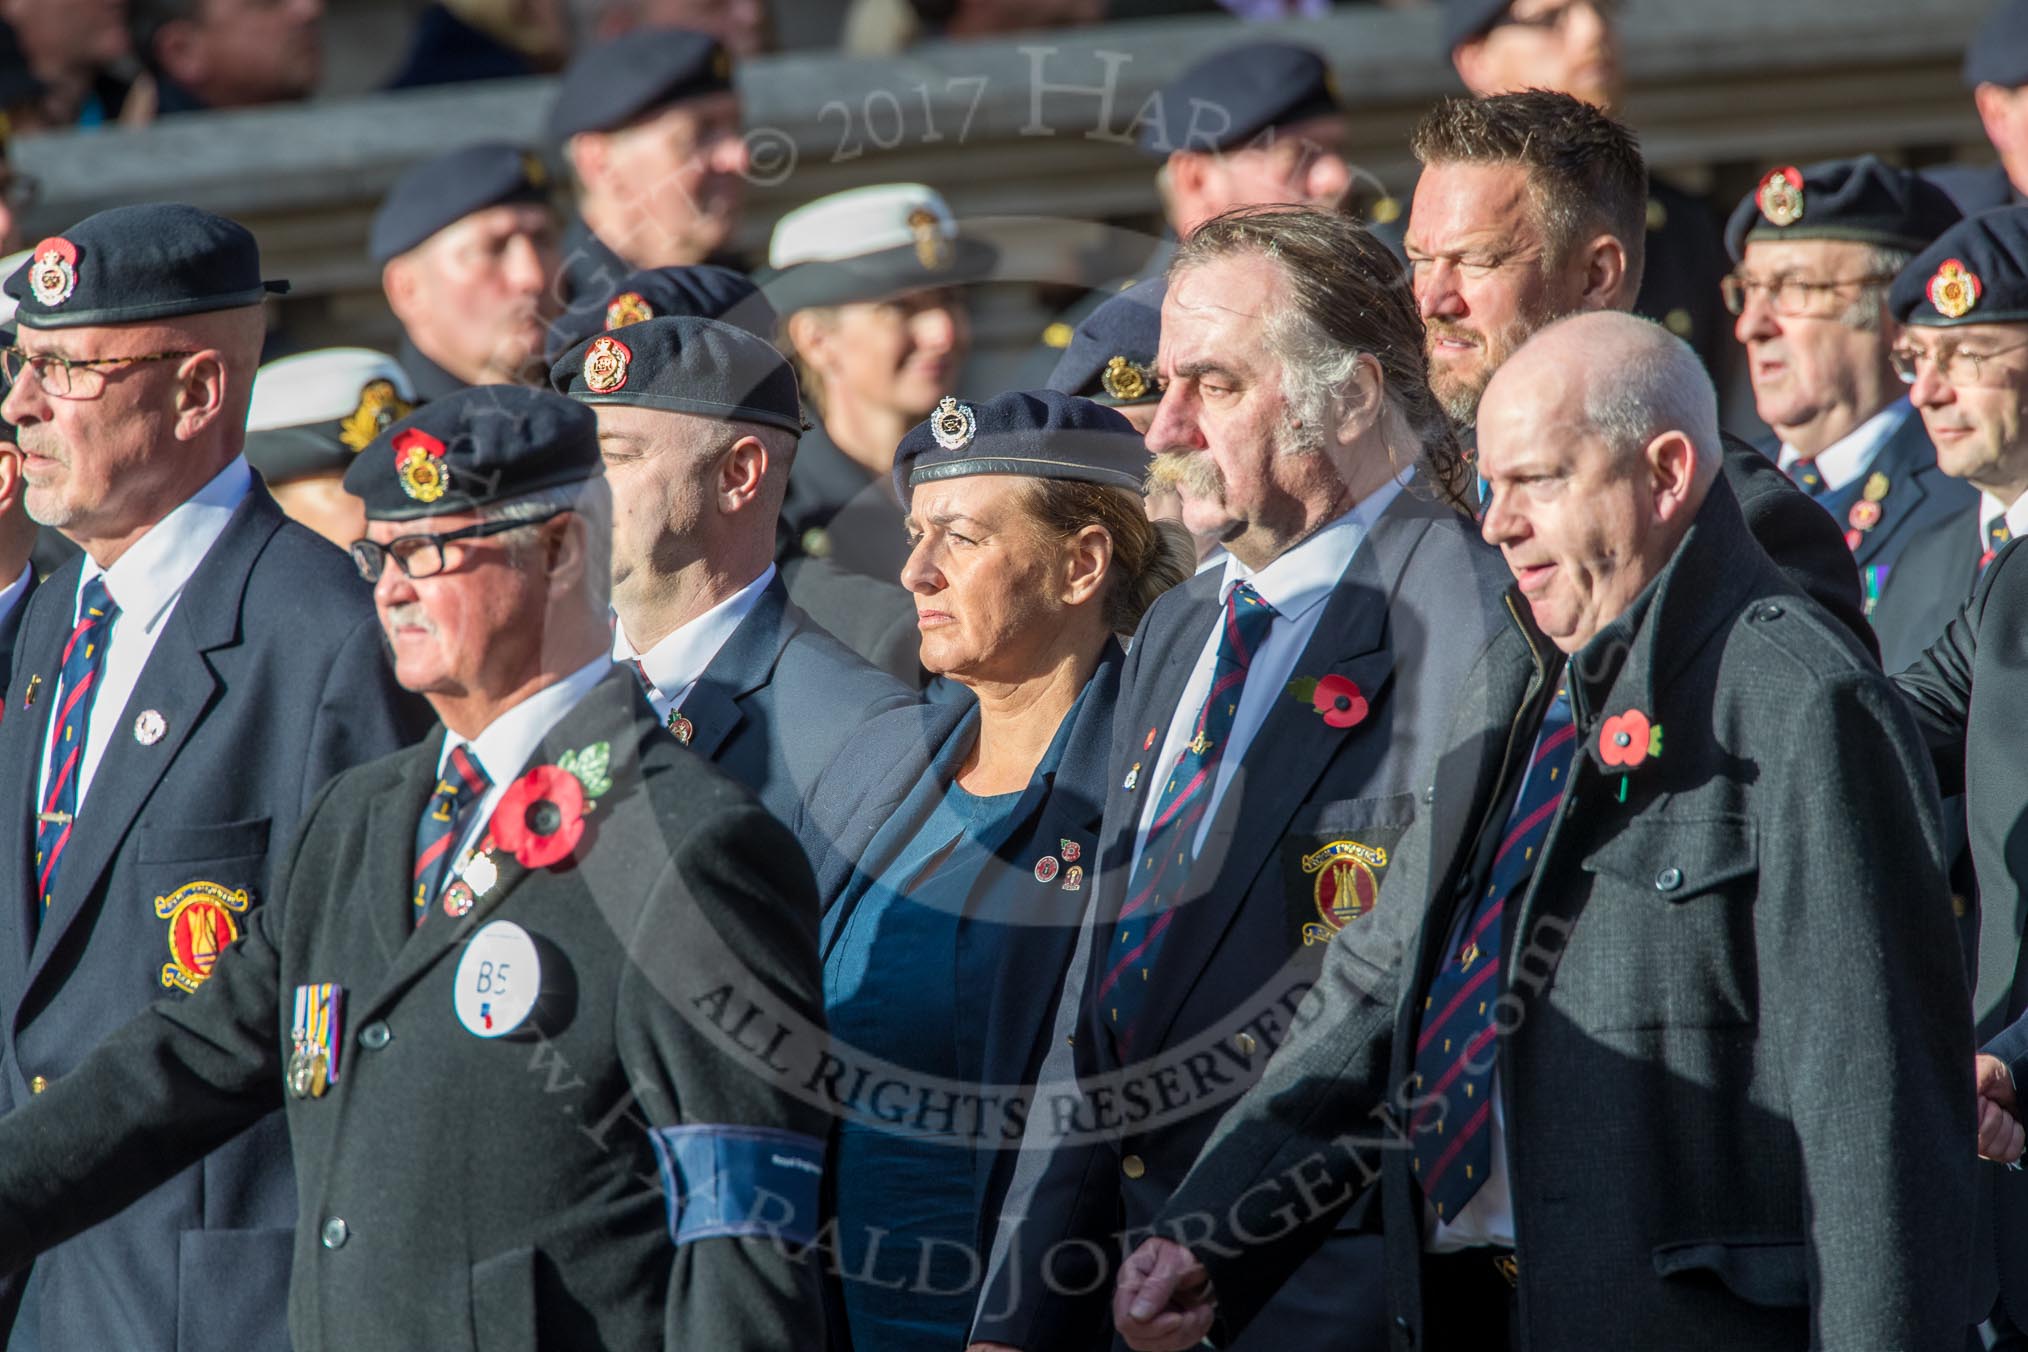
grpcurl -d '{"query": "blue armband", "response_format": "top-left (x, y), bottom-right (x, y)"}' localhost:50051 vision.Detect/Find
top-left (648, 1124), bottom-right (825, 1247)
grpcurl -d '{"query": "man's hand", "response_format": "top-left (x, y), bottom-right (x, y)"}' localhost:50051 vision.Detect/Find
top-left (1977, 1053), bottom-right (2024, 1164)
top-left (1113, 1236), bottom-right (1216, 1351)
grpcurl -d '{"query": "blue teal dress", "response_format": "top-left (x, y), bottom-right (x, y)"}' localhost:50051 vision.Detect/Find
top-left (822, 706), bottom-right (1077, 1351)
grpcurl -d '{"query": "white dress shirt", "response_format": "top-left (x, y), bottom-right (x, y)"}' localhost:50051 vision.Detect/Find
top-left (36, 457), bottom-right (252, 813)
top-left (610, 565), bottom-right (775, 724)
top-left (441, 656), bottom-right (613, 871)
top-left (1978, 490), bottom-right (2028, 551)
top-left (1130, 473), bottom-right (1407, 866)
top-left (1775, 398), bottom-right (1911, 492)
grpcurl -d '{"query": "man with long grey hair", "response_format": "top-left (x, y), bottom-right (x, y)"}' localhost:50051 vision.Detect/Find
top-left (1116, 309), bottom-right (1971, 1352)
top-left (968, 205), bottom-right (1511, 1352)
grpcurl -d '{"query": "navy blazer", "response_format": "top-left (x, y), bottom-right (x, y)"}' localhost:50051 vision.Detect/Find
top-left (1805, 407), bottom-right (1973, 597)
top-left (1873, 503), bottom-right (1982, 675)
top-left (0, 486), bottom-right (426, 1352)
top-left (801, 643), bottom-right (1122, 1272)
top-left (975, 484), bottom-right (1515, 1351)
top-left (679, 576), bottom-right (915, 849)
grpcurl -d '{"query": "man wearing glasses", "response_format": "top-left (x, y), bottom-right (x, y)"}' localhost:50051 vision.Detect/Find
top-left (1890, 204), bottom-right (2028, 1352)
top-left (0, 203), bottom-right (421, 1352)
top-left (1873, 205), bottom-right (2028, 671)
top-left (1722, 156), bottom-right (1970, 657)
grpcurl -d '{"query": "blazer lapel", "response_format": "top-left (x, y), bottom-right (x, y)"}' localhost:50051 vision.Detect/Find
top-left (1102, 576), bottom-right (1222, 889)
top-left (25, 494), bottom-right (286, 998)
top-left (360, 731), bottom-right (448, 968)
top-left (679, 578), bottom-right (797, 762)
top-left (1138, 497), bottom-right (1442, 1052)
top-left (355, 670), bottom-right (647, 1023)
top-left (3, 561), bottom-right (83, 971)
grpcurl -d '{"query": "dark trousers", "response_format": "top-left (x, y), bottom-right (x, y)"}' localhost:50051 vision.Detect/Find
top-left (1422, 1249), bottom-right (1519, 1351)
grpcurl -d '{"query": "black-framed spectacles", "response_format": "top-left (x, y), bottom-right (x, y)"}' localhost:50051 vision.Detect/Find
top-left (349, 511), bottom-right (567, 583)
top-left (0, 345), bottom-right (199, 399)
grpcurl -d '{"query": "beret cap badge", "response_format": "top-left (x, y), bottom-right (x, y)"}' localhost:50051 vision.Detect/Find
top-left (604, 291), bottom-right (654, 330)
top-left (1927, 258), bottom-right (1982, 320)
top-left (393, 427), bottom-right (449, 504)
top-left (1101, 355), bottom-right (1154, 402)
top-left (582, 335), bottom-right (632, 394)
top-left (907, 207), bottom-right (950, 271)
top-left (1756, 167), bottom-right (1805, 228)
top-left (339, 379), bottom-right (414, 453)
top-left (930, 395), bottom-right (976, 451)
top-left (28, 237), bottom-right (78, 308)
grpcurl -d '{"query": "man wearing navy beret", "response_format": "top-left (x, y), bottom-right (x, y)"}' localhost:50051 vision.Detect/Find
top-left (0, 385), bottom-right (832, 1351)
top-left (549, 27), bottom-right (751, 308)
top-left (1926, 0), bottom-right (2028, 216)
top-left (1724, 155), bottom-right (1970, 643)
top-left (0, 203), bottom-right (423, 1352)
top-left (551, 315), bottom-right (915, 844)
top-left (541, 259), bottom-right (775, 368)
top-left (371, 141), bottom-right (561, 400)
top-left (1889, 205), bottom-right (2028, 1352)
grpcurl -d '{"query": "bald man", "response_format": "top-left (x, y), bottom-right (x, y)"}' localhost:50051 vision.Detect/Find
top-left (1113, 311), bottom-right (1971, 1352)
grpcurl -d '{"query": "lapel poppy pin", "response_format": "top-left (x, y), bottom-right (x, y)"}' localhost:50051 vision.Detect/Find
top-left (1288, 674), bottom-right (1369, 729)
top-left (482, 741), bottom-right (614, 871)
top-left (1598, 709), bottom-right (1663, 769)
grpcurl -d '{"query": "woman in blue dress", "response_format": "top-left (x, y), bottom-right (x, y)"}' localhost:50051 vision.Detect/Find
top-left (799, 391), bottom-right (1194, 1351)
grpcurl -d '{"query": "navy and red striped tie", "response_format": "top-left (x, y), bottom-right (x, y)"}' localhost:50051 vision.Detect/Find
top-left (1409, 685), bottom-right (1575, 1224)
top-left (1101, 581), bottom-right (1277, 1053)
top-left (412, 744), bottom-right (490, 927)
top-left (1982, 518), bottom-right (2012, 574)
top-left (34, 576), bottom-right (118, 915)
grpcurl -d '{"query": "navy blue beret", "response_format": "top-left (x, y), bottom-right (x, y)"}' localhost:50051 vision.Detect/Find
top-left (1046, 277), bottom-right (1164, 405)
top-left (1441, 0), bottom-right (1514, 51)
top-left (1891, 206), bottom-right (2028, 327)
top-left (1136, 42), bottom-right (1340, 158)
top-left (1965, 0), bottom-right (2028, 89)
top-left (550, 315), bottom-right (803, 436)
top-left (892, 390), bottom-right (1148, 503)
top-left (370, 143), bottom-right (551, 264)
top-left (1725, 156), bottom-right (1963, 262)
top-left (547, 28), bottom-right (732, 142)
top-left (4, 204), bottom-right (287, 330)
top-left (341, 385), bottom-right (602, 521)
top-left (543, 263), bottom-right (775, 366)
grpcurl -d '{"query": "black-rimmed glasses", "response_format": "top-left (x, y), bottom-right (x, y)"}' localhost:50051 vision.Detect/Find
top-left (348, 511), bottom-right (566, 583)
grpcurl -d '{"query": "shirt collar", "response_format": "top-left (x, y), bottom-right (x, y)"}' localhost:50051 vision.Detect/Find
top-left (437, 655), bottom-right (613, 785)
top-left (1776, 399), bottom-right (1910, 489)
top-left (1978, 489), bottom-right (2028, 546)
top-left (1217, 470), bottom-right (1409, 621)
top-left (612, 565), bottom-right (775, 697)
top-left (81, 456), bottom-right (253, 629)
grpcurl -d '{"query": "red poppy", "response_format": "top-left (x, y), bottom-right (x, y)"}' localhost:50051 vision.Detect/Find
top-left (1598, 710), bottom-right (1653, 768)
top-left (1312, 675), bottom-right (1369, 729)
top-left (491, 765), bottom-right (586, 869)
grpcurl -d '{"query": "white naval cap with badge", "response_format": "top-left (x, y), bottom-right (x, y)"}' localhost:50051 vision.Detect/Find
top-left (246, 348), bottom-right (419, 485)
top-left (759, 183), bottom-right (998, 314)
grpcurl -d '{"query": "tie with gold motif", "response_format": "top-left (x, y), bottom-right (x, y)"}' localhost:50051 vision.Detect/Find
top-left (412, 744), bottom-right (490, 928)
top-left (34, 576), bottom-right (119, 915)
top-left (1982, 518), bottom-right (2013, 574)
top-left (1101, 581), bottom-right (1277, 1053)
top-left (1409, 687), bottom-right (1575, 1224)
